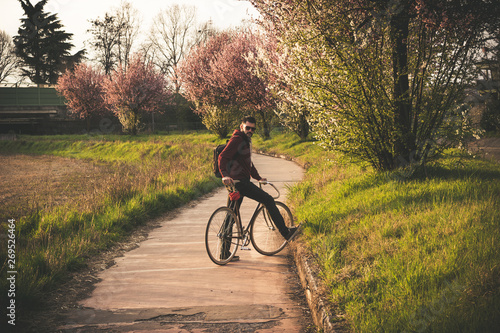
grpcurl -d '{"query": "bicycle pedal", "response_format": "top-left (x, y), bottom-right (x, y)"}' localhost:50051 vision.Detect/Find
top-left (240, 246), bottom-right (251, 251)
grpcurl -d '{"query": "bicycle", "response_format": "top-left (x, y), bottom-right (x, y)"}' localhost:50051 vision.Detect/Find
top-left (205, 181), bottom-right (295, 265)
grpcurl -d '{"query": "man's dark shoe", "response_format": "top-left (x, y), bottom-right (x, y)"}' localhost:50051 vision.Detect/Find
top-left (231, 256), bottom-right (240, 262)
top-left (285, 225), bottom-right (301, 241)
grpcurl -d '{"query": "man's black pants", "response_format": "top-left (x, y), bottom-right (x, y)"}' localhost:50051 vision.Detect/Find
top-left (234, 179), bottom-right (289, 238)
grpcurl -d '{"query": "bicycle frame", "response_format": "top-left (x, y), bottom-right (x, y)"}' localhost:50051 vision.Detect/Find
top-left (225, 181), bottom-right (280, 248)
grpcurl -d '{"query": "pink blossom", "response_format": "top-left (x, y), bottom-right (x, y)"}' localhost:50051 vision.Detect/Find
top-left (56, 63), bottom-right (108, 119)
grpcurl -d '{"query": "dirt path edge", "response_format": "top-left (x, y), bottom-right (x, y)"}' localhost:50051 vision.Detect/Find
top-left (291, 243), bottom-right (339, 332)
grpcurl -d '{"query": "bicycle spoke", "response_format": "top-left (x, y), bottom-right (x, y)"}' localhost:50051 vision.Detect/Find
top-left (205, 207), bottom-right (240, 265)
top-left (250, 202), bottom-right (293, 256)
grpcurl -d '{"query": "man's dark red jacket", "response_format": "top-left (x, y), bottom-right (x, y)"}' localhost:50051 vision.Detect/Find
top-left (218, 130), bottom-right (262, 181)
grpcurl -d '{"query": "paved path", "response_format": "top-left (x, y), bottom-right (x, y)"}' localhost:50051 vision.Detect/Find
top-left (59, 154), bottom-right (307, 332)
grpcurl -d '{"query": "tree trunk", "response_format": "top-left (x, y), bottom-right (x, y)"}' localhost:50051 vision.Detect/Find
top-left (152, 111), bottom-right (155, 132)
top-left (390, 9), bottom-right (415, 168)
top-left (257, 110), bottom-right (271, 139)
top-left (298, 113), bottom-right (309, 140)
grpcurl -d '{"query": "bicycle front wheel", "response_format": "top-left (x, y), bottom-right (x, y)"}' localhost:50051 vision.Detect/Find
top-left (250, 201), bottom-right (293, 256)
top-left (205, 207), bottom-right (240, 265)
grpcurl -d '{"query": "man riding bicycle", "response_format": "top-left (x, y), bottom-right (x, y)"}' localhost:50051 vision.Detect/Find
top-left (218, 116), bottom-right (300, 244)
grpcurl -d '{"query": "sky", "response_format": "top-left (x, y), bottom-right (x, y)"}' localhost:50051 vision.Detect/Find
top-left (0, 0), bottom-right (260, 53)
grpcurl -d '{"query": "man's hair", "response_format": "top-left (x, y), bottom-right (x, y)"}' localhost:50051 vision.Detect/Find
top-left (241, 115), bottom-right (256, 124)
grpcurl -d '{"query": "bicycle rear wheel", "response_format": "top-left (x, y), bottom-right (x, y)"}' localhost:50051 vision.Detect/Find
top-left (205, 207), bottom-right (240, 265)
top-left (250, 201), bottom-right (293, 256)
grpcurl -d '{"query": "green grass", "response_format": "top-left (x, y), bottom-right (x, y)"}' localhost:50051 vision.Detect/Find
top-left (254, 132), bottom-right (500, 332)
top-left (0, 132), bottom-right (225, 319)
top-left (0, 133), bottom-right (221, 163)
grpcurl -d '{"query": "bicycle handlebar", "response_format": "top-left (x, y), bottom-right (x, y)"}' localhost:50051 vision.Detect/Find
top-left (259, 180), bottom-right (280, 199)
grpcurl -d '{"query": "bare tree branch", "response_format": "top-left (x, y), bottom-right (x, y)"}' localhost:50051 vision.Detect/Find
top-left (115, 0), bottom-right (141, 69)
top-left (147, 4), bottom-right (207, 93)
top-left (0, 30), bottom-right (20, 83)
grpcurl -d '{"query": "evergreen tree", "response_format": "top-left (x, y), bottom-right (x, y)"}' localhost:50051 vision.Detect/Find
top-left (14, 0), bottom-right (84, 84)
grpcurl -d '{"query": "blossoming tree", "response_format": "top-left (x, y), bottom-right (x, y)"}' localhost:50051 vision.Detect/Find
top-left (56, 63), bottom-right (109, 129)
top-left (250, 0), bottom-right (500, 170)
top-left (104, 55), bottom-right (170, 134)
top-left (179, 30), bottom-right (276, 138)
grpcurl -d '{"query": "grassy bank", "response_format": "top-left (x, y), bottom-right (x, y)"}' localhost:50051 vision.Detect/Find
top-left (0, 132), bottom-right (224, 317)
top-left (254, 132), bottom-right (500, 332)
